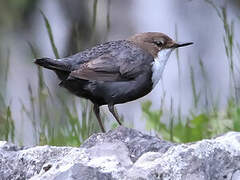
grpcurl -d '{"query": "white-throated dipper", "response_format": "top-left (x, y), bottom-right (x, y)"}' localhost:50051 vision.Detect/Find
top-left (35, 32), bottom-right (193, 132)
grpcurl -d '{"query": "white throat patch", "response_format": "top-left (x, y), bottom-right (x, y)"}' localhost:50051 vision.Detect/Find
top-left (151, 49), bottom-right (173, 88)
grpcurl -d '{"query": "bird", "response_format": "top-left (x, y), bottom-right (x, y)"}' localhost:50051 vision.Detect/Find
top-left (35, 32), bottom-right (193, 132)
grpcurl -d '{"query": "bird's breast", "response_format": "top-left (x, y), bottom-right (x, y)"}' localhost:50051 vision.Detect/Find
top-left (151, 49), bottom-right (173, 88)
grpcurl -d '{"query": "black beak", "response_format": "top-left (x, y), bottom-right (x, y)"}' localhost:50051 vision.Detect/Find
top-left (173, 42), bottom-right (193, 48)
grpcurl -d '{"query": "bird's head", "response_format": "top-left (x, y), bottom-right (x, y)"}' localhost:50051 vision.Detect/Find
top-left (128, 32), bottom-right (193, 59)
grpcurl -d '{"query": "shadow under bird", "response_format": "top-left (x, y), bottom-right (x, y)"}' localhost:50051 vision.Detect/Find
top-left (35, 32), bottom-right (193, 132)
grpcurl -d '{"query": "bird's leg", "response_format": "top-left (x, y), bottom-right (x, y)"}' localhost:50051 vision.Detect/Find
top-left (93, 104), bottom-right (105, 133)
top-left (108, 104), bottom-right (122, 125)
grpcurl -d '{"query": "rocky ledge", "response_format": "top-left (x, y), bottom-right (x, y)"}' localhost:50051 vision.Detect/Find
top-left (0, 126), bottom-right (240, 180)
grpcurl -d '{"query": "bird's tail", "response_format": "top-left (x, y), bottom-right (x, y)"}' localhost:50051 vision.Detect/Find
top-left (34, 58), bottom-right (69, 71)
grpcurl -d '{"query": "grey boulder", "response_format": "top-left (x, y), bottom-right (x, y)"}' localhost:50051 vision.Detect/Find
top-left (0, 126), bottom-right (240, 180)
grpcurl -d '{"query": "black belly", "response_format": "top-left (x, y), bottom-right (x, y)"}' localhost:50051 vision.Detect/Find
top-left (60, 74), bottom-right (153, 106)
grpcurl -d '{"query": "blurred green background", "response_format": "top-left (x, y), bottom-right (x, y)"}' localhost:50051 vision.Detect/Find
top-left (0, 0), bottom-right (240, 146)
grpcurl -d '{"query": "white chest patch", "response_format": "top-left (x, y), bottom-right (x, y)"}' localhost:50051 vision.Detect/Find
top-left (151, 49), bottom-right (173, 88)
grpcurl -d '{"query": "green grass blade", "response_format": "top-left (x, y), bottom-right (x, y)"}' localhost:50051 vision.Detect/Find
top-left (92, 0), bottom-right (98, 31)
top-left (5, 49), bottom-right (10, 83)
top-left (175, 24), bottom-right (179, 61)
top-left (40, 10), bottom-right (60, 59)
top-left (190, 66), bottom-right (200, 108)
top-left (169, 98), bottom-right (174, 141)
top-left (106, 0), bottom-right (111, 32)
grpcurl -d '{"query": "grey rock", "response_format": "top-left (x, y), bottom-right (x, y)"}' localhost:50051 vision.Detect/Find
top-left (128, 132), bottom-right (240, 180)
top-left (0, 127), bottom-right (240, 180)
top-left (81, 126), bottom-right (173, 162)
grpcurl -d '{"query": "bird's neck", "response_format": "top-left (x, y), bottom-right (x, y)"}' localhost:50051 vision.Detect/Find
top-left (151, 49), bottom-right (173, 88)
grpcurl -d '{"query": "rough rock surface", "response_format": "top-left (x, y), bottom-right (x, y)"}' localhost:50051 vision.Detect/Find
top-left (0, 126), bottom-right (240, 180)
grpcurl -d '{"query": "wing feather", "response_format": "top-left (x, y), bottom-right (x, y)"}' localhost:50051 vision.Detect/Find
top-left (69, 42), bottom-right (154, 82)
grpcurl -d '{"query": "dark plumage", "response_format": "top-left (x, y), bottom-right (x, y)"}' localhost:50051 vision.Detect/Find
top-left (35, 32), bottom-right (193, 132)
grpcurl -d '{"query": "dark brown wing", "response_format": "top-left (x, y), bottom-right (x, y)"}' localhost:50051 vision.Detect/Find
top-left (69, 41), bottom-right (154, 82)
top-left (70, 55), bottom-right (122, 81)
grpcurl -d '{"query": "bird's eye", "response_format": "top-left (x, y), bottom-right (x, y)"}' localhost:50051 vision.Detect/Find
top-left (154, 41), bottom-right (163, 47)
